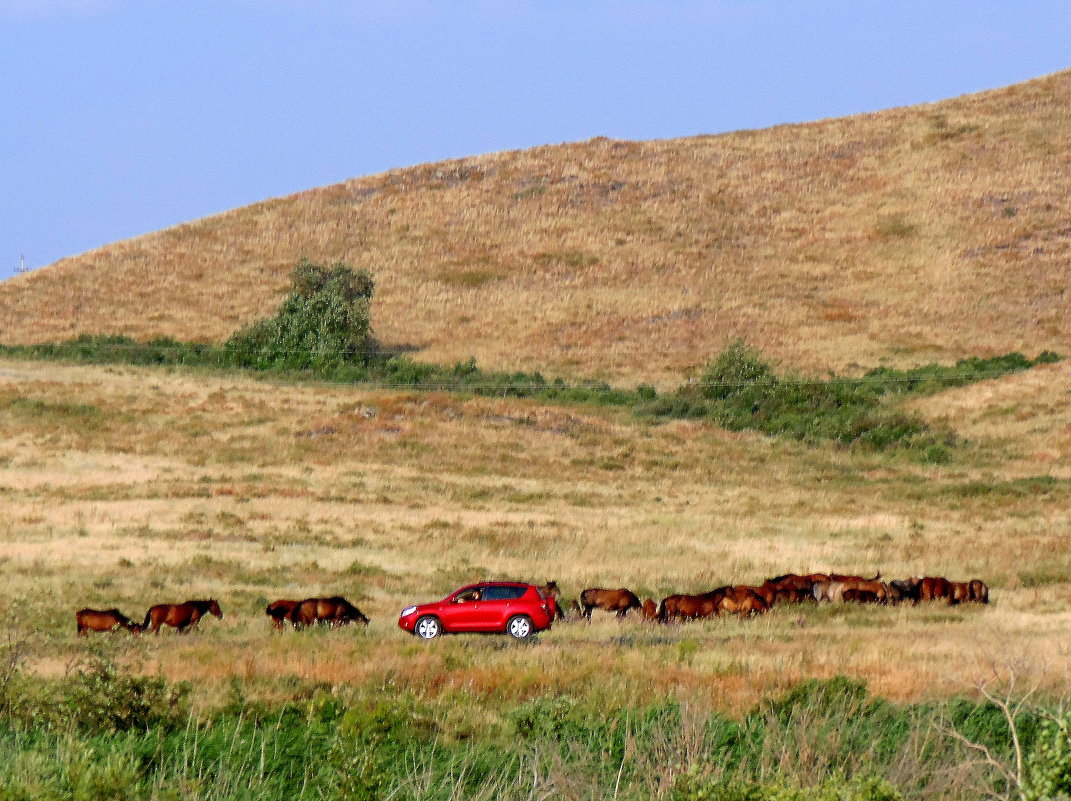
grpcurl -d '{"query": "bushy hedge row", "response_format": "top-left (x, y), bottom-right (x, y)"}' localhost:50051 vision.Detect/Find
top-left (0, 262), bottom-right (1059, 457)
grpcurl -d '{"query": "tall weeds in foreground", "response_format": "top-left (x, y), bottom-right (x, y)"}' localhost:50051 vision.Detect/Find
top-left (0, 662), bottom-right (1065, 801)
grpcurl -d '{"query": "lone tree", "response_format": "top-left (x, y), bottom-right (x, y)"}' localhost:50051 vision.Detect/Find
top-left (224, 259), bottom-right (377, 371)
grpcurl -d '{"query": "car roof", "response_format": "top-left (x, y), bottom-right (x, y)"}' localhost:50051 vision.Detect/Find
top-left (457, 581), bottom-right (532, 589)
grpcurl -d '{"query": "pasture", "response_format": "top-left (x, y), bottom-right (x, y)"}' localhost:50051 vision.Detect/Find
top-left (1, 357), bottom-right (1069, 714)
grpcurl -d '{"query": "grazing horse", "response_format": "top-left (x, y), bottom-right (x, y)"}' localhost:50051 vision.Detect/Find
top-left (716, 586), bottom-right (769, 616)
top-left (842, 588), bottom-right (880, 604)
top-left (887, 579), bottom-right (918, 604)
top-left (657, 592), bottom-right (719, 623)
top-left (913, 577), bottom-right (952, 603)
top-left (578, 588), bottom-right (642, 619)
top-left (641, 598), bottom-right (658, 621)
top-left (143, 599), bottom-right (223, 634)
top-left (948, 581), bottom-right (973, 606)
top-left (287, 596), bottom-right (369, 628)
top-left (760, 573), bottom-right (830, 606)
top-left (815, 573), bottom-right (888, 603)
top-left (76, 608), bottom-right (141, 636)
top-left (540, 581), bottom-right (567, 621)
top-left (266, 599), bottom-right (301, 629)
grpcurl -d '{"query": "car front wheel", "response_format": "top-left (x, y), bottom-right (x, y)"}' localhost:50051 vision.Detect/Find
top-left (506, 615), bottom-right (534, 640)
top-left (415, 616), bottom-right (442, 640)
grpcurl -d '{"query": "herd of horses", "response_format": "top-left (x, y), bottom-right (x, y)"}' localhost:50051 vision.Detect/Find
top-left (74, 572), bottom-right (989, 636)
top-left (567, 572), bottom-right (990, 623)
top-left (75, 596), bottom-right (368, 636)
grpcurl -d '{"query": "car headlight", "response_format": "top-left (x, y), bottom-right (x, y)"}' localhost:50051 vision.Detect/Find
top-left (400, 606), bottom-right (417, 617)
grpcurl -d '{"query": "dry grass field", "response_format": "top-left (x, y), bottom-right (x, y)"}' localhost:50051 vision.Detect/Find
top-left (1, 358), bottom-right (1069, 714)
top-left (1, 71), bottom-right (1069, 386)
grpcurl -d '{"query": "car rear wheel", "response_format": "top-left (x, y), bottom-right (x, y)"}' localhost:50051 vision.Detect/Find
top-left (415, 616), bottom-right (442, 640)
top-left (506, 614), bottom-right (533, 640)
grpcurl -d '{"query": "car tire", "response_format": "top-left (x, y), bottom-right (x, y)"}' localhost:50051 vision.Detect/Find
top-left (415, 616), bottom-right (442, 640)
top-left (506, 614), bottom-right (534, 640)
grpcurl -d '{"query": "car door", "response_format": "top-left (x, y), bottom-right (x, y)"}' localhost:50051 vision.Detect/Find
top-left (438, 586), bottom-right (484, 632)
top-left (474, 585), bottom-right (528, 631)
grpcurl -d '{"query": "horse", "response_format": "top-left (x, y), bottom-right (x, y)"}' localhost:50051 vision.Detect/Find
top-left (76, 608), bottom-right (141, 636)
top-left (657, 592), bottom-right (720, 623)
top-left (887, 579), bottom-right (918, 604)
top-left (765, 573), bottom-right (830, 593)
top-left (143, 599), bottom-right (223, 634)
top-left (814, 574), bottom-right (888, 603)
top-left (842, 588), bottom-right (880, 604)
top-left (913, 576), bottom-right (952, 603)
top-left (716, 586), bottom-right (770, 616)
top-left (948, 581), bottom-right (973, 606)
top-left (759, 573), bottom-right (830, 606)
top-left (540, 581), bottom-right (567, 621)
top-left (641, 598), bottom-right (658, 621)
top-left (287, 596), bottom-right (369, 628)
top-left (266, 599), bottom-right (301, 629)
top-left (969, 579), bottom-right (990, 604)
top-left (578, 588), bottom-right (642, 619)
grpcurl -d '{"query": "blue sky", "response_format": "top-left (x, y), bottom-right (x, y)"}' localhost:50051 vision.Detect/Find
top-left (2, 1), bottom-right (1069, 280)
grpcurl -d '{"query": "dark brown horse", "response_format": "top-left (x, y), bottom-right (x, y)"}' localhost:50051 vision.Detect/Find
top-left (266, 599), bottom-right (301, 629)
top-left (969, 579), bottom-right (990, 604)
top-left (540, 581), bottom-right (566, 621)
top-left (143, 599), bottom-right (223, 634)
top-left (657, 592), bottom-right (719, 623)
top-left (287, 596), bottom-right (369, 628)
top-left (842, 588), bottom-right (880, 604)
top-left (76, 608), bottom-right (141, 635)
top-left (913, 576), bottom-right (952, 603)
top-left (578, 588), bottom-right (642, 619)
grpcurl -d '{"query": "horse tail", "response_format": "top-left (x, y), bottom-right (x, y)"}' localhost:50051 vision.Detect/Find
top-left (142, 608), bottom-right (153, 630)
top-left (656, 598), bottom-right (667, 623)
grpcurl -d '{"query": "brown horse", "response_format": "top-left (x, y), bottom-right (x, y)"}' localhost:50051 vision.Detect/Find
top-left (814, 574), bottom-right (888, 603)
top-left (969, 579), bottom-right (990, 604)
top-left (540, 581), bottom-right (566, 621)
top-left (842, 588), bottom-right (880, 604)
top-left (913, 576), bottom-right (952, 603)
top-left (765, 573), bottom-right (830, 593)
top-left (76, 608), bottom-right (141, 635)
top-left (716, 586), bottom-right (770, 616)
top-left (287, 596), bottom-right (369, 628)
top-left (758, 574), bottom-right (830, 606)
top-left (266, 599), bottom-right (301, 629)
top-left (641, 598), bottom-right (658, 621)
top-left (578, 588), bottom-right (642, 619)
top-left (143, 599), bottom-right (223, 634)
top-left (657, 592), bottom-right (720, 623)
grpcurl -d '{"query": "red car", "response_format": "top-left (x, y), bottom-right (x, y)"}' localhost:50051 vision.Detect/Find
top-left (398, 582), bottom-right (557, 640)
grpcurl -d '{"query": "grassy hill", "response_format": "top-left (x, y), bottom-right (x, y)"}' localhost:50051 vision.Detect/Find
top-left (1, 71), bottom-right (1069, 385)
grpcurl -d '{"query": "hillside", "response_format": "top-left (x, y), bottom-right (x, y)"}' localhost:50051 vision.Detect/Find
top-left (1, 70), bottom-right (1069, 384)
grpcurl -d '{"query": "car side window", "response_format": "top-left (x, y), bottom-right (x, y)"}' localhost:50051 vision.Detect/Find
top-left (455, 589), bottom-right (481, 603)
top-left (481, 586), bottom-right (527, 601)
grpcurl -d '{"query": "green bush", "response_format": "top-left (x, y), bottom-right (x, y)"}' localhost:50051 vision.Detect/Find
top-left (1025, 710), bottom-right (1071, 801)
top-left (223, 259), bottom-right (377, 371)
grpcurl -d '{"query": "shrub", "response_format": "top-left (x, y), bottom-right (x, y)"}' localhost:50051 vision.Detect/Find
top-left (1024, 710), bottom-right (1071, 801)
top-left (223, 259), bottom-right (377, 371)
